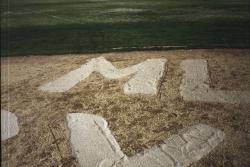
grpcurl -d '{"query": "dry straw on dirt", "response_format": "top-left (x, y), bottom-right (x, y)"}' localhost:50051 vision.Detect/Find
top-left (1, 49), bottom-right (250, 167)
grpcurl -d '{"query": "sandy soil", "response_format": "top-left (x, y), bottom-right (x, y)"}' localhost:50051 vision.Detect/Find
top-left (1, 49), bottom-right (250, 167)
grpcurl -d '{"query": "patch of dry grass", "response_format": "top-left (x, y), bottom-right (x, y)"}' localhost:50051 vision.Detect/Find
top-left (1, 49), bottom-right (250, 167)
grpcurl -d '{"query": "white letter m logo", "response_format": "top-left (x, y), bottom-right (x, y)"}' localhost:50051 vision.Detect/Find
top-left (39, 57), bottom-right (167, 95)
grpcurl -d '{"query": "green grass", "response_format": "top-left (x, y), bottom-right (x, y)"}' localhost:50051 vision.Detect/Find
top-left (1, 0), bottom-right (249, 56)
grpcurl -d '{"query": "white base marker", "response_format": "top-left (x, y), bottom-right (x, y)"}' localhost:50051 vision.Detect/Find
top-left (39, 57), bottom-right (167, 95)
top-left (1, 110), bottom-right (20, 141)
top-left (67, 113), bottom-right (224, 167)
top-left (180, 59), bottom-right (250, 104)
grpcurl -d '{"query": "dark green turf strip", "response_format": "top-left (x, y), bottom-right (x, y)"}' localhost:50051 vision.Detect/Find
top-left (1, 0), bottom-right (249, 56)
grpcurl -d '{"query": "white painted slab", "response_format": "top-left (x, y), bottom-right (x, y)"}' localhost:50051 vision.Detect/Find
top-left (1, 110), bottom-right (19, 141)
top-left (66, 113), bottom-right (125, 167)
top-left (180, 59), bottom-right (250, 104)
top-left (67, 113), bottom-right (224, 167)
top-left (118, 124), bottom-right (224, 167)
top-left (39, 57), bottom-right (167, 95)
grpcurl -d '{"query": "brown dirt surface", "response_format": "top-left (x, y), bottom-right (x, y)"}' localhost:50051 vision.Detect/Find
top-left (1, 49), bottom-right (250, 167)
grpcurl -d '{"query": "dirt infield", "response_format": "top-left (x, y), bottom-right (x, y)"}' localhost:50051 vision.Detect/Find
top-left (1, 49), bottom-right (250, 167)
